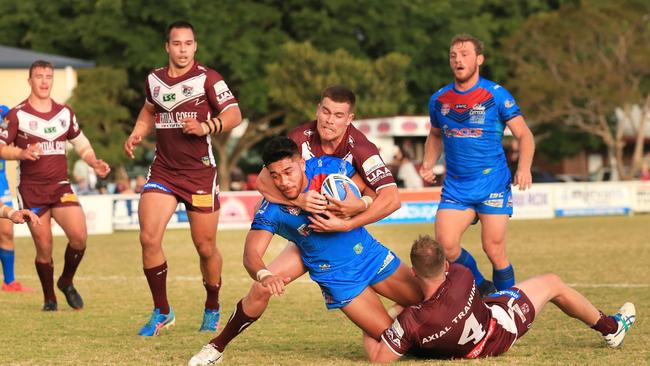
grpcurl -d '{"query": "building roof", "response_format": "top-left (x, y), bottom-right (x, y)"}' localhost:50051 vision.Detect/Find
top-left (0, 45), bottom-right (94, 69)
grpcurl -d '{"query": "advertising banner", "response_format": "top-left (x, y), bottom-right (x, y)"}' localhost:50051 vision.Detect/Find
top-left (554, 182), bottom-right (632, 217)
top-left (511, 184), bottom-right (555, 220)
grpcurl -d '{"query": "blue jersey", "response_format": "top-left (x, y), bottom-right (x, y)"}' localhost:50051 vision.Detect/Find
top-left (0, 159), bottom-right (11, 206)
top-left (251, 156), bottom-right (384, 274)
top-left (429, 77), bottom-right (522, 179)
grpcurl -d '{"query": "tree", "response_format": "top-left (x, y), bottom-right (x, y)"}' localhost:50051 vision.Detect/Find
top-left (506, 1), bottom-right (650, 180)
top-left (212, 41), bottom-right (411, 190)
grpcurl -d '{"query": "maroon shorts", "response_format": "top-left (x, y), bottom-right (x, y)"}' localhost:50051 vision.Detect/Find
top-left (474, 287), bottom-right (536, 358)
top-left (18, 183), bottom-right (80, 217)
top-left (143, 165), bottom-right (220, 213)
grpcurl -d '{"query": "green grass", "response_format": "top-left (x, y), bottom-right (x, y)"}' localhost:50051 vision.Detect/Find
top-left (1, 216), bottom-right (648, 365)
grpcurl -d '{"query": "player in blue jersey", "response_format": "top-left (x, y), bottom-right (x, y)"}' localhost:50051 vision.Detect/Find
top-left (188, 137), bottom-right (422, 366)
top-left (419, 34), bottom-right (535, 294)
top-left (0, 104), bottom-right (32, 292)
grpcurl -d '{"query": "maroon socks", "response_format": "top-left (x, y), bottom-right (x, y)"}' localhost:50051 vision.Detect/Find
top-left (210, 299), bottom-right (259, 352)
top-left (144, 262), bottom-right (170, 314)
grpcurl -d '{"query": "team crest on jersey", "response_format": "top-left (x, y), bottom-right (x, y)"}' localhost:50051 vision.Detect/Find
top-left (59, 118), bottom-right (67, 129)
top-left (287, 206), bottom-right (301, 216)
top-left (153, 86), bottom-right (160, 98)
top-left (29, 120), bottom-right (38, 131)
top-left (303, 129), bottom-right (314, 137)
top-left (182, 84), bottom-right (194, 97)
top-left (504, 99), bottom-right (515, 108)
top-left (441, 103), bottom-right (450, 116)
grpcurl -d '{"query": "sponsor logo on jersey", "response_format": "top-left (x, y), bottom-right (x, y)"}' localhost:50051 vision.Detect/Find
top-left (367, 167), bottom-right (392, 185)
top-left (483, 199), bottom-right (504, 208)
top-left (191, 194), bottom-right (213, 207)
top-left (489, 289), bottom-right (521, 299)
top-left (297, 223), bottom-right (312, 237)
top-left (40, 141), bottom-right (67, 155)
top-left (44, 126), bottom-right (56, 134)
top-left (348, 135), bottom-right (355, 148)
top-left (303, 129), bottom-right (314, 137)
top-left (441, 103), bottom-right (451, 116)
top-left (182, 84), bottom-right (193, 97)
top-left (162, 93), bottom-right (176, 102)
top-left (455, 103), bottom-right (468, 110)
top-left (442, 125), bottom-right (483, 138)
top-left (504, 99), bottom-right (515, 108)
top-left (353, 242), bottom-right (364, 255)
top-left (195, 99), bottom-right (205, 106)
top-left (201, 156), bottom-right (211, 166)
top-left (362, 154), bottom-right (385, 175)
top-left (153, 86), bottom-right (160, 98)
top-left (29, 120), bottom-right (38, 130)
top-left (469, 103), bottom-right (486, 124)
top-left (386, 320), bottom-right (403, 348)
top-left (60, 193), bottom-right (79, 203)
top-left (377, 251), bottom-right (395, 274)
top-left (213, 80), bottom-right (229, 95)
top-left (216, 90), bottom-right (234, 104)
top-left (143, 182), bottom-right (172, 193)
top-left (318, 263), bottom-right (331, 271)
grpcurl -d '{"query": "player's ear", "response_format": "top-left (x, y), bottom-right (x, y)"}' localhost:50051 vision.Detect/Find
top-left (346, 112), bottom-right (355, 126)
top-left (477, 54), bottom-right (484, 67)
top-left (444, 260), bottom-right (450, 272)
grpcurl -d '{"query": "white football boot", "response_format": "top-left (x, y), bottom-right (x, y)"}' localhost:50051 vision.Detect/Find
top-left (188, 344), bottom-right (223, 366)
top-left (603, 302), bottom-right (636, 348)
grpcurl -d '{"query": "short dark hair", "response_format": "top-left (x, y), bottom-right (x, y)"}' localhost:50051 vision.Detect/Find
top-left (29, 60), bottom-right (54, 77)
top-left (410, 235), bottom-right (446, 279)
top-left (166, 20), bottom-right (195, 42)
top-left (262, 136), bottom-right (300, 167)
top-left (450, 33), bottom-right (484, 56)
top-left (321, 85), bottom-right (356, 112)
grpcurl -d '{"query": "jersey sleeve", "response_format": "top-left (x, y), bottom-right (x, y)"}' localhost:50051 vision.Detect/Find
top-left (343, 160), bottom-right (356, 178)
top-left (144, 73), bottom-right (154, 105)
top-left (380, 317), bottom-right (413, 356)
top-left (205, 70), bottom-right (238, 115)
top-left (350, 130), bottom-right (396, 191)
top-left (494, 86), bottom-right (522, 123)
top-left (428, 93), bottom-right (440, 129)
top-left (250, 199), bottom-right (280, 234)
top-left (66, 107), bottom-right (82, 140)
top-left (0, 110), bottom-right (19, 145)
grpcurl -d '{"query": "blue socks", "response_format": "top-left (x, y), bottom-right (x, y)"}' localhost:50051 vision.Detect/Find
top-left (0, 247), bottom-right (15, 284)
top-left (493, 264), bottom-right (515, 291)
top-left (454, 248), bottom-right (486, 286)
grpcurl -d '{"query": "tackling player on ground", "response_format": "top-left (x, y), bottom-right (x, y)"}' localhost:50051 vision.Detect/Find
top-left (124, 21), bottom-right (242, 336)
top-left (420, 34), bottom-right (535, 294)
top-left (364, 235), bottom-right (636, 362)
top-left (0, 61), bottom-right (111, 311)
top-left (188, 137), bottom-right (422, 365)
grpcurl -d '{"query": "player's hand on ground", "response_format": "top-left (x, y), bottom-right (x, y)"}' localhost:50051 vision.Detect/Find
top-left (10, 209), bottom-right (40, 225)
top-left (513, 168), bottom-right (532, 191)
top-left (124, 134), bottom-right (142, 159)
top-left (20, 143), bottom-right (43, 161)
top-left (325, 184), bottom-right (365, 218)
top-left (259, 274), bottom-right (291, 296)
top-left (308, 210), bottom-right (350, 232)
top-left (92, 159), bottom-right (111, 178)
top-left (293, 190), bottom-right (327, 214)
top-left (419, 161), bottom-right (437, 184)
top-left (180, 117), bottom-right (207, 136)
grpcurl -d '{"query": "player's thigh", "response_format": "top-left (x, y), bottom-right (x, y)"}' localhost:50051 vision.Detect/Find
top-left (0, 218), bottom-right (14, 249)
top-left (52, 205), bottom-right (87, 244)
top-left (28, 210), bottom-right (53, 252)
top-left (371, 263), bottom-right (422, 306)
top-left (267, 241), bottom-right (307, 281)
top-left (512, 275), bottom-right (557, 316)
top-left (478, 213), bottom-right (509, 246)
top-left (138, 192), bottom-right (178, 246)
top-left (187, 209), bottom-right (219, 248)
top-left (435, 208), bottom-right (476, 246)
top-left (340, 287), bottom-right (392, 339)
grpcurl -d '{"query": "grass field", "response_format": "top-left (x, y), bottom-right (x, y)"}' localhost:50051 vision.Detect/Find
top-left (0, 215), bottom-right (648, 365)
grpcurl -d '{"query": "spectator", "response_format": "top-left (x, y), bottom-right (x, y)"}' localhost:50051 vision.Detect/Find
top-left (394, 148), bottom-right (423, 189)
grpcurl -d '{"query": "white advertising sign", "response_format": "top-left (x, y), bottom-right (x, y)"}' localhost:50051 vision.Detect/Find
top-left (511, 184), bottom-right (555, 219)
top-left (554, 182), bottom-right (632, 217)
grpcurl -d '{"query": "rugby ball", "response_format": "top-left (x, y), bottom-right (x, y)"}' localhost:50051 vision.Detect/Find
top-left (320, 174), bottom-right (361, 201)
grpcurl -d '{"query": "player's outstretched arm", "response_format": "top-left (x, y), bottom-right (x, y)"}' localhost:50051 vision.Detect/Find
top-left (363, 331), bottom-right (401, 363)
top-left (243, 229), bottom-right (290, 296)
top-left (419, 127), bottom-right (443, 184)
top-left (0, 143), bottom-right (42, 161)
top-left (1, 205), bottom-right (40, 225)
top-left (507, 116), bottom-right (534, 191)
top-left (124, 102), bottom-right (155, 159)
top-left (256, 167), bottom-right (327, 213)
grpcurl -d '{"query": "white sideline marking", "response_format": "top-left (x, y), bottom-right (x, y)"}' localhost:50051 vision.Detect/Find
top-left (16, 275), bottom-right (650, 287)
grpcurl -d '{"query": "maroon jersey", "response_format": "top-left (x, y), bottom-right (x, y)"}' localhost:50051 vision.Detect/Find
top-left (0, 99), bottom-right (81, 184)
top-left (381, 264), bottom-right (535, 359)
top-left (145, 61), bottom-right (238, 171)
top-left (288, 121), bottom-right (396, 192)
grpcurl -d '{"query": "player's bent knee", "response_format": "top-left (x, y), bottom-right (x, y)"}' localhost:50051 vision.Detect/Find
top-left (250, 281), bottom-right (273, 301)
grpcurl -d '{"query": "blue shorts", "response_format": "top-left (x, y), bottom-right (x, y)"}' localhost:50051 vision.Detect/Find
top-left (439, 167), bottom-right (512, 215)
top-left (310, 245), bottom-right (400, 310)
top-left (0, 173), bottom-right (12, 207)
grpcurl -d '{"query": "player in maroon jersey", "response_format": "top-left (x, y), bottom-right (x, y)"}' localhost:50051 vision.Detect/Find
top-left (123, 21), bottom-right (242, 336)
top-left (0, 60), bottom-right (111, 311)
top-left (364, 235), bottom-right (636, 362)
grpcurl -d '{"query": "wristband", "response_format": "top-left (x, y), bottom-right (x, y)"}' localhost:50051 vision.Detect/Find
top-left (1, 206), bottom-right (15, 219)
top-left (216, 117), bottom-right (223, 134)
top-left (200, 122), bottom-right (210, 135)
top-left (361, 196), bottom-right (373, 209)
top-left (256, 269), bottom-right (272, 281)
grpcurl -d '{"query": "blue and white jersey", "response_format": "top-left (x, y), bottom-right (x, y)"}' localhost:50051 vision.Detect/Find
top-left (251, 156), bottom-right (383, 274)
top-left (428, 77), bottom-right (522, 179)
